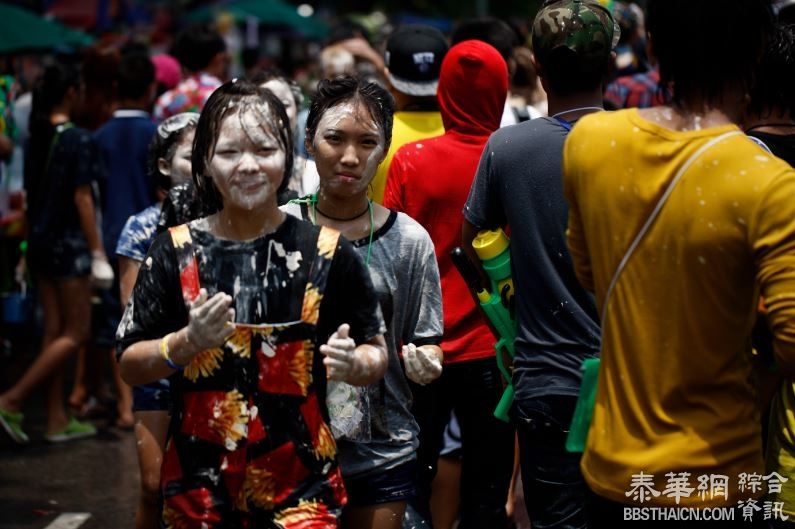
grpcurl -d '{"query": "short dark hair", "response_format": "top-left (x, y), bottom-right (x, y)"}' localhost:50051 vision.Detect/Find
top-left (747, 23), bottom-right (795, 119)
top-left (191, 80), bottom-right (294, 211)
top-left (647, 0), bottom-right (772, 111)
top-left (116, 52), bottom-right (155, 101)
top-left (305, 76), bottom-right (395, 154)
top-left (172, 24), bottom-right (226, 73)
top-left (451, 17), bottom-right (519, 64)
top-left (539, 47), bottom-right (609, 96)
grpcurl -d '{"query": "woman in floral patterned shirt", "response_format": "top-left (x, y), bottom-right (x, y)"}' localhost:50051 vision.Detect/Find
top-left (117, 80), bottom-right (387, 528)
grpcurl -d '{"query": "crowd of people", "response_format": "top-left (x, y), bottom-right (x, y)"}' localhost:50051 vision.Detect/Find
top-left (2, 0), bottom-right (795, 527)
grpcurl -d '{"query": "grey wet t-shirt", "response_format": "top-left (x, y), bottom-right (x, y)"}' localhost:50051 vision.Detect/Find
top-left (464, 117), bottom-right (601, 400)
top-left (282, 204), bottom-right (444, 477)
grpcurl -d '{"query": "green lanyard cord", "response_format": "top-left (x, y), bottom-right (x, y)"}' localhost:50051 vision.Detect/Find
top-left (290, 193), bottom-right (374, 267)
top-left (287, 194), bottom-right (318, 224)
top-left (364, 201), bottom-right (374, 267)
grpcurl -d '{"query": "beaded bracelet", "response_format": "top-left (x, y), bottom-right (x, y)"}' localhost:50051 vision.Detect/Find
top-left (159, 332), bottom-right (186, 370)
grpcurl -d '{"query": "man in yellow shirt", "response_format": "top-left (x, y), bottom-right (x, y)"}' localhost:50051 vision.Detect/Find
top-left (370, 24), bottom-right (447, 203)
top-left (563, 0), bottom-right (795, 525)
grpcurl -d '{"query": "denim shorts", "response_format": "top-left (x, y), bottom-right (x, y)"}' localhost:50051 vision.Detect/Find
top-left (343, 459), bottom-right (417, 507)
top-left (132, 378), bottom-right (171, 412)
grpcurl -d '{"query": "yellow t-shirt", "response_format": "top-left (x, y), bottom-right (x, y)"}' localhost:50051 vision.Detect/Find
top-left (562, 109), bottom-right (795, 508)
top-left (370, 111), bottom-right (444, 204)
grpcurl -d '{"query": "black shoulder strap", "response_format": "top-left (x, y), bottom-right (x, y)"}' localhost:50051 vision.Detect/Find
top-left (512, 106), bottom-right (531, 123)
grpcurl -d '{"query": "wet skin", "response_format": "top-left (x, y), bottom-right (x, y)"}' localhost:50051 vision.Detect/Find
top-left (309, 101), bottom-right (386, 201)
top-left (209, 109), bottom-right (286, 212)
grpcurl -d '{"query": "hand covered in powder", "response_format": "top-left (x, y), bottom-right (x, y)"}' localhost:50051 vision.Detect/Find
top-left (403, 343), bottom-right (442, 385)
top-left (186, 288), bottom-right (235, 352)
top-left (320, 323), bottom-right (358, 381)
top-left (91, 251), bottom-right (114, 290)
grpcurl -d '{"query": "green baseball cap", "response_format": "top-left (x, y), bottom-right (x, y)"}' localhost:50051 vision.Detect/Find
top-left (532, 0), bottom-right (620, 71)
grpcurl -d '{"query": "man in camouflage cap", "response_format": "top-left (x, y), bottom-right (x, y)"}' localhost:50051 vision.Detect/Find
top-left (463, 1), bottom-right (618, 529)
top-left (532, 0), bottom-right (619, 75)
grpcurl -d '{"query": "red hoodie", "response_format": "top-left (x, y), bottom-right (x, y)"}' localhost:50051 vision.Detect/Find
top-left (384, 40), bottom-right (508, 363)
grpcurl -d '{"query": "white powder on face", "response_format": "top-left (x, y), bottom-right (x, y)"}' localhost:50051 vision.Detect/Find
top-left (313, 100), bottom-right (386, 187)
top-left (362, 142), bottom-right (385, 180)
top-left (209, 107), bottom-right (286, 211)
top-left (262, 79), bottom-right (297, 129)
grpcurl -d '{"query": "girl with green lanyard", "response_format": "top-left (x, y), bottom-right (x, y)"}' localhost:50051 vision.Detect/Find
top-left (282, 76), bottom-right (444, 529)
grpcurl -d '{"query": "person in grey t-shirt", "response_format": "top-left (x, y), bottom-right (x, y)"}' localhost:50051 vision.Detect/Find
top-left (462, 1), bottom-right (616, 527)
top-left (281, 76), bottom-right (443, 529)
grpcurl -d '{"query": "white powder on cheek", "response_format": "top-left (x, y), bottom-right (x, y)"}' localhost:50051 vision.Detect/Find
top-left (362, 144), bottom-right (385, 181)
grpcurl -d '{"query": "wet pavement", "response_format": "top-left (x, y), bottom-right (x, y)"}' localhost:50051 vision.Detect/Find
top-left (0, 338), bottom-right (140, 529)
top-left (0, 429), bottom-right (139, 529)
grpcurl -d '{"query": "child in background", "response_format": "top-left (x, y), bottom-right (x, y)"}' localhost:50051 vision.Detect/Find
top-left (115, 112), bottom-right (198, 529)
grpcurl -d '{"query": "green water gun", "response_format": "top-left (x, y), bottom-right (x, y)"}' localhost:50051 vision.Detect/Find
top-left (451, 228), bottom-right (516, 423)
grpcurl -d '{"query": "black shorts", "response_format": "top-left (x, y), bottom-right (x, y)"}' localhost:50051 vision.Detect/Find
top-left (343, 459), bottom-right (417, 507)
top-left (28, 232), bottom-right (91, 279)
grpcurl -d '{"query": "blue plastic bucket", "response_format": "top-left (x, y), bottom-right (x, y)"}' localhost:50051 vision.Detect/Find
top-left (1, 292), bottom-right (33, 326)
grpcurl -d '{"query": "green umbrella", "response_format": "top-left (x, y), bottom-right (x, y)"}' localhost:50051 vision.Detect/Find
top-left (0, 4), bottom-right (94, 53)
top-left (187, 0), bottom-right (328, 39)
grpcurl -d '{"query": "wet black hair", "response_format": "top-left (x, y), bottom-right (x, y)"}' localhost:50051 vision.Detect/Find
top-left (116, 51), bottom-right (155, 101)
top-left (747, 23), bottom-right (795, 119)
top-left (29, 63), bottom-right (80, 138)
top-left (191, 79), bottom-right (294, 212)
top-left (646, 0), bottom-right (773, 111)
top-left (25, 63), bottom-right (82, 220)
top-left (172, 24), bottom-right (226, 73)
top-left (249, 69), bottom-right (304, 109)
top-left (148, 113), bottom-right (200, 193)
top-left (305, 76), bottom-right (395, 154)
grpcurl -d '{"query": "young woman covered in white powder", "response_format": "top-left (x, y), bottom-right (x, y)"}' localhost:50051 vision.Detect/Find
top-left (117, 79), bottom-right (387, 527)
top-left (282, 76), bottom-right (444, 529)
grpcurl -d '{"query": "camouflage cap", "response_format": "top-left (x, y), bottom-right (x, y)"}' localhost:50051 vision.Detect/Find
top-left (532, 0), bottom-right (620, 71)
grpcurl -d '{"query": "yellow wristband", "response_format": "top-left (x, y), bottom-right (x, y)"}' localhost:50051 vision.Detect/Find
top-left (159, 332), bottom-right (184, 370)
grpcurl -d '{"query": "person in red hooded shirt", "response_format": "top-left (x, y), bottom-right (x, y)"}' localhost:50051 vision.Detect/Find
top-left (384, 40), bottom-right (514, 529)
